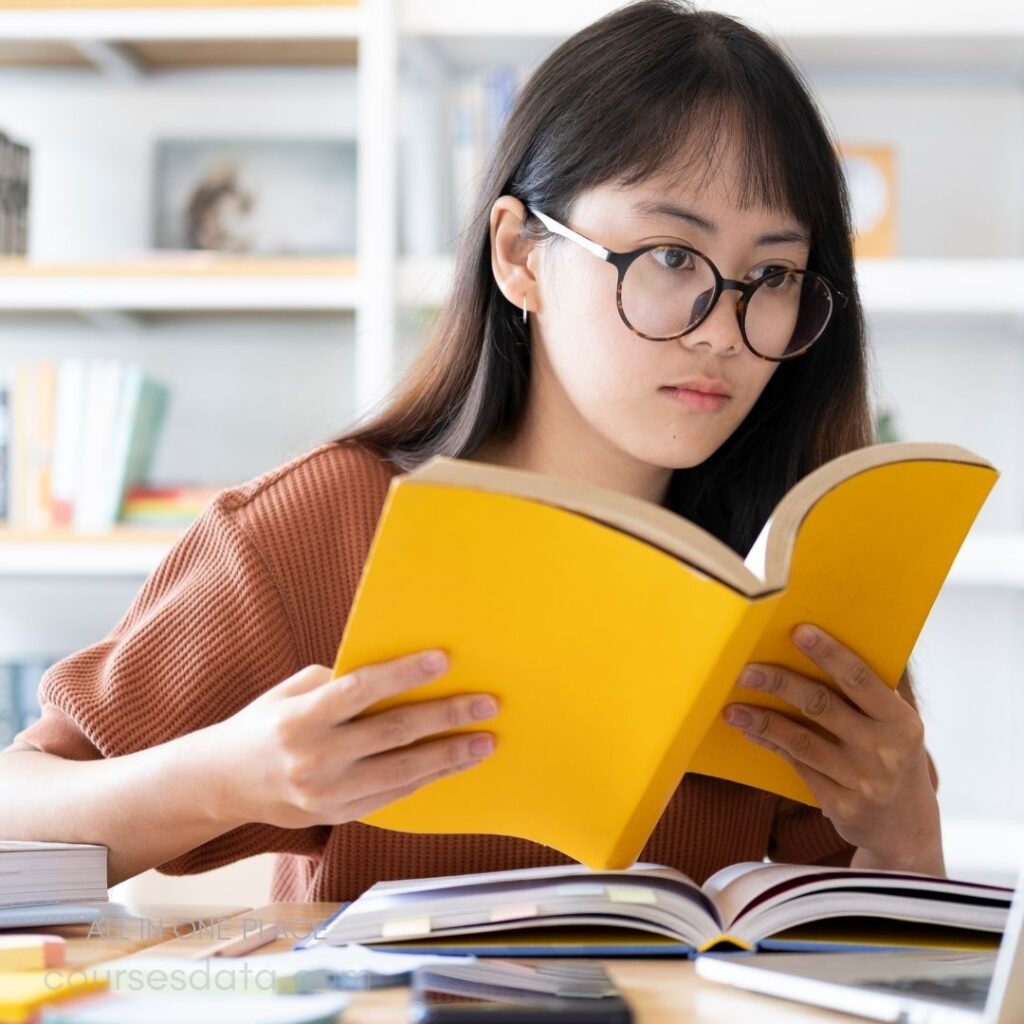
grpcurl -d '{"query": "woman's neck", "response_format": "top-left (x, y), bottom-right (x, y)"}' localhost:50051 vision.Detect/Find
top-left (466, 430), bottom-right (673, 506)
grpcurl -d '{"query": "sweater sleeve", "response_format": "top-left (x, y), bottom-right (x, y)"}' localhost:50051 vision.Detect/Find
top-left (7, 494), bottom-right (329, 873)
top-left (768, 798), bottom-right (855, 867)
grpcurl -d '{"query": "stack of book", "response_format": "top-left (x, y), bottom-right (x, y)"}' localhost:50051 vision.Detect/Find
top-left (0, 841), bottom-right (108, 912)
top-left (121, 483), bottom-right (222, 528)
top-left (0, 131), bottom-right (30, 256)
top-left (0, 360), bottom-right (170, 533)
top-left (0, 658), bottom-right (50, 750)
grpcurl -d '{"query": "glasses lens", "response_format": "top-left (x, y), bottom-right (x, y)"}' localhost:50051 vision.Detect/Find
top-left (746, 271), bottom-right (834, 358)
top-left (619, 246), bottom-right (718, 340)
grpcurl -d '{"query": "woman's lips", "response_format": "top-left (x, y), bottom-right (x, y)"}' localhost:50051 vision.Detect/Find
top-left (661, 386), bottom-right (730, 411)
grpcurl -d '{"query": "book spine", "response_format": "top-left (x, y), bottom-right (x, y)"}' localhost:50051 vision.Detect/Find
top-left (51, 358), bottom-right (86, 528)
top-left (28, 361), bottom-right (57, 531)
top-left (13, 659), bottom-right (47, 735)
top-left (0, 663), bottom-right (15, 750)
top-left (0, 383), bottom-right (9, 525)
top-left (73, 360), bottom-right (121, 533)
top-left (450, 75), bottom-right (484, 236)
top-left (120, 377), bottom-right (169, 499)
top-left (0, 132), bottom-right (9, 255)
top-left (11, 364), bottom-right (33, 530)
top-left (14, 141), bottom-right (29, 256)
top-left (102, 363), bottom-right (141, 529)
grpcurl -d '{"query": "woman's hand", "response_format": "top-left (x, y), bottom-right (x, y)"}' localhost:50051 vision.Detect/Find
top-left (723, 624), bottom-right (944, 876)
top-left (213, 650), bottom-right (499, 831)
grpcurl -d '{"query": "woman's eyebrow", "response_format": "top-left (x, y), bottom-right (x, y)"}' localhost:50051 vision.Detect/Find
top-left (632, 199), bottom-right (810, 247)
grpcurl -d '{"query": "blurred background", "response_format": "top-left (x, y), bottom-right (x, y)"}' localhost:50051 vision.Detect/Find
top-left (0, 0), bottom-right (1022, 906)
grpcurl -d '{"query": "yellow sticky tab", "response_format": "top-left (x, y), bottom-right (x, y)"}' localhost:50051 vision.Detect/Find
top-left (606, 886), bottom-right (657, 904)
top-left (491, 903), bottom-right (539, 923)
top-left (556, 884), bottom-right (605, 897)
top-left (381, 917), bottom-right (432, 939)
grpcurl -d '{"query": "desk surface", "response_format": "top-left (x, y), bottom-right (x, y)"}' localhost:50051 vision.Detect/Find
top-left (52, 901), bottom-right (861, 1023)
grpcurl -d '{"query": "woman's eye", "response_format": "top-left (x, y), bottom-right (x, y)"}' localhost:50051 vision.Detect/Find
top-left (752, 264), bottom-right (791, 284)
top-left (651, 246), bottom-right (693, 270)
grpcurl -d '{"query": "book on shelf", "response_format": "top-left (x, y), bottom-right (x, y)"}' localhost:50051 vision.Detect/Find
top-left (0, 658), bottom-right (51, 750)
top-left (0, 841), bottom-right (108, 911)
top-left (313, 860), bottom-right (1013, 958)
top-left (333, 441), bottom-right (998, 870)
top-left (445, 65), bottom-right (529, 245)
top-left (120, 483), bottom-right (222, 528)
top-left (0, 359), bottom-right (170, 533)
top-left (0, 131), bottom-right (30, 257)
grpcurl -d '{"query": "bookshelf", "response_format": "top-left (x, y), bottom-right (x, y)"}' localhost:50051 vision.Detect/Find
top-left (1, 0), bottom-right (1023, 891)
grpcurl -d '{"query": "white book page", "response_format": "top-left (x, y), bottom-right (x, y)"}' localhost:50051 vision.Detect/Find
top-left (742, 516), bottom-right (772, 582)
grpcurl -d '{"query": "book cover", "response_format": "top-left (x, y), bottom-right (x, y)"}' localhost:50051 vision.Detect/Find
top-left (333, 442), bottom-right (998, 869)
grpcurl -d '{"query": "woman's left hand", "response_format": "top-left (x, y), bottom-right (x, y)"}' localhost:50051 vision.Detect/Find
top-left (723, 623), bottom-right (944, 876)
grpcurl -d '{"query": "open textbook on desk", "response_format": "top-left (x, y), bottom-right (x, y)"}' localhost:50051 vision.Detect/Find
top-left (313, 860), bottom-right (1013, 958)
top-left (334, 441), bottom-right (998, 869)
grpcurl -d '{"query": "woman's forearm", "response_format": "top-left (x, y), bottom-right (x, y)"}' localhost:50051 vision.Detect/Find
top-left (0, 724), bottom-right (245, 887)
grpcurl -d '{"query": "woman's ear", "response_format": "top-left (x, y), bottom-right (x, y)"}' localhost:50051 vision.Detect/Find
top-left (490, 195), bottom-right (541, 318)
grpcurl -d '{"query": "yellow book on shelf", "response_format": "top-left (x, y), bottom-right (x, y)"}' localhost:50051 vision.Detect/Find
top-left (333, 442), bottom-right (998, 869)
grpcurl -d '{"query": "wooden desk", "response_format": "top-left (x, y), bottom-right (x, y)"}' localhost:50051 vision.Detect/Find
top-left (109, 902), bottom-right (864, 1023)
top-left (25, 901), bottom-right (251, 969)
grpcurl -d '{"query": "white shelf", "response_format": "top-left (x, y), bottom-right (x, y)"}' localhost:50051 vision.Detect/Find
top-left (0, 532), bottom-right (181, 577)
top-left (0, 5), bottom-right (364, 43)
top-left (399, 0), bottom-right (1024, 38)
top-left (399, 256), bottom-right (1024, 319)
top-left (5, 257), bottom-right (1019, 317)
top-left (948, 532), bottom-right (1024, 588)
top-left (2, 528), bottom-right (1021, 583)
top-left (857, 260), bottom-right (1024, 317)
top-left (0, 258), bottom-right (360, 312)
top-left (399, 1), bottom-right (1024, 77)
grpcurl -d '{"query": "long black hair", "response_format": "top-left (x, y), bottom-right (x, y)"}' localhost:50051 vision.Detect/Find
top-left (338, 0), bottom-right (872, 561)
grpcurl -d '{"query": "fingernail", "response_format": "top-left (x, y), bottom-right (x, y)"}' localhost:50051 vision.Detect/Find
top-left (470, 735), bottom-right (495, 757)
top-left (741, 668), bottom-right (765, 688)
top-left (724, 707), bottom-right (752, 727)
top-left (419, 651), bottom-right (447, 673)
top-left (794, 626), bottom-right (817, 649)
top-left (470, 697), bottom-right (498, 720)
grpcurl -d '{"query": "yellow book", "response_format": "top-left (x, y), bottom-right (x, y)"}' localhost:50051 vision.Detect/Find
top-left (333, 441), bottom-right (998, 869)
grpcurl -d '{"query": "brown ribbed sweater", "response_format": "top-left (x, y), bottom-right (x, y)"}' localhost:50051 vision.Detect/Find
top-left (10, 440), bottom-right (854, 902)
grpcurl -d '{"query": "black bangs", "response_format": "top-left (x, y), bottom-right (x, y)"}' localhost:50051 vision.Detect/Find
top-left (508, 1), bottom-right (845, 242)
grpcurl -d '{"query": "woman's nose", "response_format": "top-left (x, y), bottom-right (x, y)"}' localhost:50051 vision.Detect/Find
top-left (680, 286), bottom-right (743, 354)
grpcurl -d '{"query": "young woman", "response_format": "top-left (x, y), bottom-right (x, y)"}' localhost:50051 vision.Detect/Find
top-left (0, 0), bottom-right (942, 903)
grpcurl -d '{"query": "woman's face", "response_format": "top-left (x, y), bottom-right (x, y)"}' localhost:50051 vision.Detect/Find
top-left (493, 140), bottom-right (813, 495)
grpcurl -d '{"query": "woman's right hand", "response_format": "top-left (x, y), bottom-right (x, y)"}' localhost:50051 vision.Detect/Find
top-left (215, 650), bottom-right (498, 830)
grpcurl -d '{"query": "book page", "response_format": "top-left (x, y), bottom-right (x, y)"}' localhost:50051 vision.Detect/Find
top-left (703, 861), bottom-right (1012, 938)
top-left (742, 516), bottom-right (771, 581)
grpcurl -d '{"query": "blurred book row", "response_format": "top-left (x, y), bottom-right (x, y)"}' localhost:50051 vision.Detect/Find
top-left (401, 65), bottom-right (896, 259)
top-left (0, 359), bottom-right (214, 534)
top-left (0, 658), bottom-right (47, 749)
top-left (0, 132), bottom-right (30, 257)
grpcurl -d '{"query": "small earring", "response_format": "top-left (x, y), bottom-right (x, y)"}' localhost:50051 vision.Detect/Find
top-left (522, 295), bottom-right (528, 324)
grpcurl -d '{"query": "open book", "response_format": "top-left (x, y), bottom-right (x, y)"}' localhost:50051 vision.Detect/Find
top-left (333, 442), bottom-right (998, 868)
top-left (314, 861), bottom-right (1012, 958)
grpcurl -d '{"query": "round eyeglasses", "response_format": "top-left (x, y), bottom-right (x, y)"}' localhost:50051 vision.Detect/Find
top-left (527, 207), bottom-right (847, 361)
